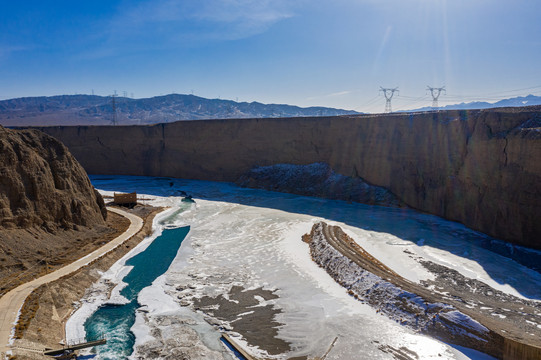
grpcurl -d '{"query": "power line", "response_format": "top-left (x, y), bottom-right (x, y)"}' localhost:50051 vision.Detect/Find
top-left (399, 95), bottom-right (429, 100)
top-left (477, 84), bottom-right (541, 97)
top-left (355, 94), bottom-right (381, 111)
top-left (443, 85), bottom-right (541, 102)
top-left (445, 93), bottom-right (541, 102)
top-left (396, 95), bottom-right (430, 110)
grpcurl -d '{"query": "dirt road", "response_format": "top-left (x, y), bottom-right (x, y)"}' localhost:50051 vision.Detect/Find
top-left (0, 207), bottom-right (143, 356)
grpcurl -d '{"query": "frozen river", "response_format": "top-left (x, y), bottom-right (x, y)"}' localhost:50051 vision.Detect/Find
top-left (66, 175), bottom-right (541, 359)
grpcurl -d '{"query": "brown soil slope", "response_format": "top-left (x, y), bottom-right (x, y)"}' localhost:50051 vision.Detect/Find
top-left (0, 125), bottom-right (108, 296)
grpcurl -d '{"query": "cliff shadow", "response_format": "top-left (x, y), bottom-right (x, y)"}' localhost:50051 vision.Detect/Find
top-left (90, 175), bottom-right (541, 301)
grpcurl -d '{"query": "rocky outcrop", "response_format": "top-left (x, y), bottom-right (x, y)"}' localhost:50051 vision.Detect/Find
top-left (35, 106), bottom-right (541, 249)
top-left (0, 125), bottom-right (106, 231)
top-left (304, 222), bottom-right (505, 358)
top-left (237, 162), bottom-right (405, 207)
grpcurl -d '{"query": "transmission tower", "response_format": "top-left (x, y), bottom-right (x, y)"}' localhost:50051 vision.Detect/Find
top-left (380, 87), bottom-right (399, 113)
top-left (427, 86), bottom-right (446, 110)
top-left (111, 93), bottom-right (117, 126)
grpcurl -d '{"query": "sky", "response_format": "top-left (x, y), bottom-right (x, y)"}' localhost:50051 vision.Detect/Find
top-left (1, 0), bottom-right (541, 113)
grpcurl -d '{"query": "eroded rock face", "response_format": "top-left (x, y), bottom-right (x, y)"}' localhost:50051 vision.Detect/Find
top-left (236, 162), bottom-right (405, 207)
top-left (0, 125), bottom-right (106, 231)
top-left (35, 106), bottom-right (541, 249)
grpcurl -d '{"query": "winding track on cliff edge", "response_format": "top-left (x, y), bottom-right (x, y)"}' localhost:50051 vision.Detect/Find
top-left (319, 223), bottom-right (541, 357)
top-left (321, 224), bottom-right (441, 304)
top-left (0, 207), bottom-right (143, 356)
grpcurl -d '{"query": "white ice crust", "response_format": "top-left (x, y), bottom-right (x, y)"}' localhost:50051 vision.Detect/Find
top-left (64, 176), bottom-right (541, 359)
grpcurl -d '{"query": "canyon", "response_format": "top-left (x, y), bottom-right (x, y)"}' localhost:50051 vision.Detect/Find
top-left (34, 106), bottom-right (541, 249)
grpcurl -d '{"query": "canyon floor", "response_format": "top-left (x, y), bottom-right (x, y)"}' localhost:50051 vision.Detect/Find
top-left (5, 175), bottom-right (541, 360)
top-left (62, 175), bottom-right (541, 360)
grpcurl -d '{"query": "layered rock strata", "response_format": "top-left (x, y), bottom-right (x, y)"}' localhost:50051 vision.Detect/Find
top-left (35, 106), bottom-right (541, 248)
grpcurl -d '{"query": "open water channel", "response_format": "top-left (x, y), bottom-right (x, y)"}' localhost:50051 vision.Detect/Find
top-left (84, 226), bottom-right (189, 359)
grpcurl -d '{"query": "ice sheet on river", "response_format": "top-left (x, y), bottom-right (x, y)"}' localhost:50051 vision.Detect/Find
top-left (67, 176), bottom-right (541, 359)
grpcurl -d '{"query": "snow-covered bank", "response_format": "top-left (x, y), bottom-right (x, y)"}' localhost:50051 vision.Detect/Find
top-left (64, 175), bottom-right (541, 359)
top-left (305, 222), bottom-right (500, 355)
top-left (131, 275), bottom-right (228, 359)
top-left (65, 201), bottom-right (179, 344)
top-left (65, 194), bottom-right (233, 359)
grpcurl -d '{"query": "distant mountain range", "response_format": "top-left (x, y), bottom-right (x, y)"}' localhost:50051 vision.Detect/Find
top-left (0, 94), bottom-right (359, 126)
top-left (401, 94), bottom-right (541, 112)
top-left (1, 93), bottom-right (540, 127)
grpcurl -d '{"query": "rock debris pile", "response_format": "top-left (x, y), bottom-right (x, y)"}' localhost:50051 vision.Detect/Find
top-left (303, 222), bottom-right (531, 359)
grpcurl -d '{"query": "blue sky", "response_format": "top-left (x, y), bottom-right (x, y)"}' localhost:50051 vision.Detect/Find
top-left (1, 0), bottom-right (540, 112)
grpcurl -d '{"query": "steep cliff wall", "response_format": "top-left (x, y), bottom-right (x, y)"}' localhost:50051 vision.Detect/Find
top-left (36, 107), bottom-right (541, 248)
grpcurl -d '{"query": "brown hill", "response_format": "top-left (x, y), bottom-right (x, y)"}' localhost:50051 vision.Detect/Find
top-left (0, 125), bottom-right (108, 295)
top-left (0, 126), bottom-right (106, 229)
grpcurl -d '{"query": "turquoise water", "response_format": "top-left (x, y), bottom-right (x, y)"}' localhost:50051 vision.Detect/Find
top-left (84, 226), bottom-right (189, 359)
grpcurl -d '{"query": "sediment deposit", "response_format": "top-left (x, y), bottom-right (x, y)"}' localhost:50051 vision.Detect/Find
top-left (236, 162), bottom-right (405, 207)
top-left (35, 106), bottom-right (541, 248)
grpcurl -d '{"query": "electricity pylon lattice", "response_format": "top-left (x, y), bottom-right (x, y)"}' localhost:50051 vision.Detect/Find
top-left (380, 87), bottom-right (399, 113)
top-left (110, 92), bottom-right (117, 126)
top-left (427, 86), bottom-right (446, 110)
